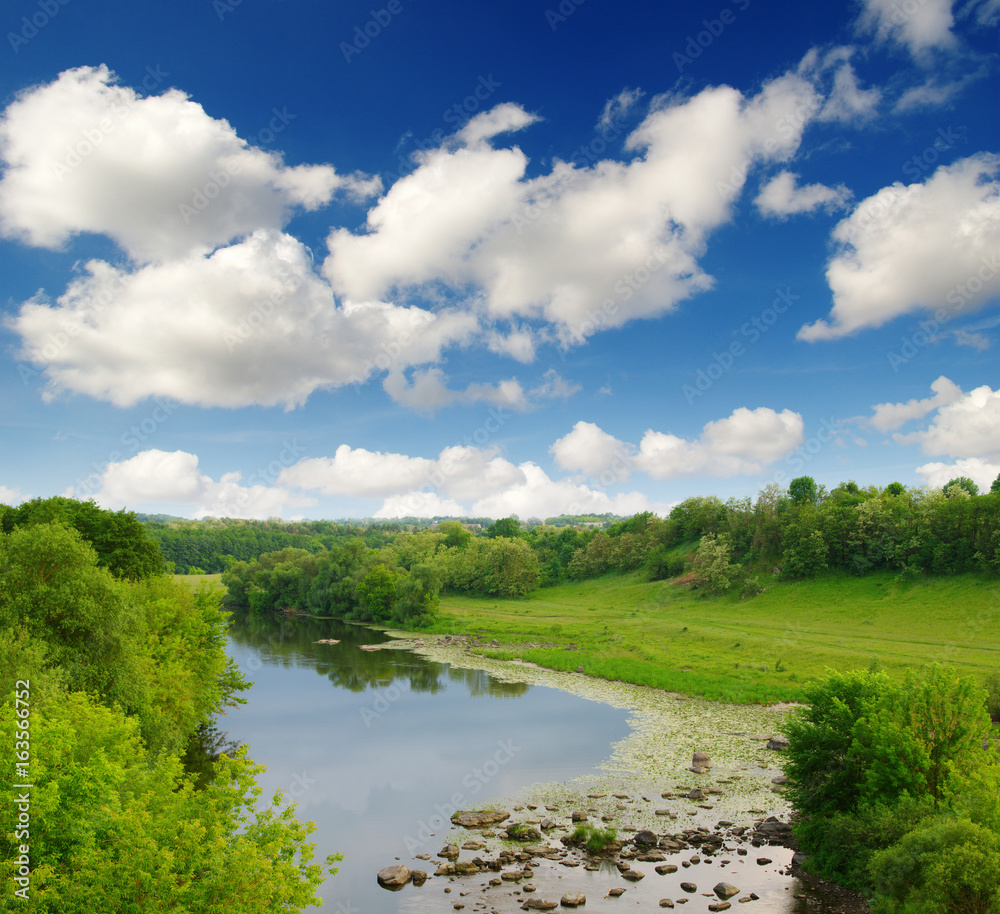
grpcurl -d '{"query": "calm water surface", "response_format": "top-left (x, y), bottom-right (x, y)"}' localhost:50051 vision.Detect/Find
top-left (221, 610), bottom-right (634, 913)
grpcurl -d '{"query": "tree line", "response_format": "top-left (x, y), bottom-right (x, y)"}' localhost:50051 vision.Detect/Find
top-left (0, 497), bottom-right (339, 911)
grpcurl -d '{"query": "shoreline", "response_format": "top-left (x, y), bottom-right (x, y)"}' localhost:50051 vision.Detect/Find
top-left (372, 631), bottom-right (869, 912)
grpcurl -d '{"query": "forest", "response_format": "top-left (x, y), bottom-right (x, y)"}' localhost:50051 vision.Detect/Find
top-left (189, 475), bottom-right (1000, 626)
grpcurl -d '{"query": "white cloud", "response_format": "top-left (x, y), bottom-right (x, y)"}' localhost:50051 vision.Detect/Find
top-left (382, 368), bottom-right (528, 413)
top-left (598, 88), bottom-right (644, 129)
top-left (280, 444), bottom-right (524, 502)
top-left (869, 375), bottom-right (963, 432)
top-left (0, 65), bottom-right (377, 263)
top-left (915, 457), bottom-right (1000, 492)
top-left (893, 382), bottom-right (1000, 458)
top-left (549, 421), bottom-right (633, 479)
top-left (0, 486), bottom-right (24, 505)
top-left (374, 490), bottom-right (468, 519)
top-left (799, 154), bottom-right (1000, 341)
top-left (530, 368), bottom-right (581, 400)
top-left (9, 230), bottom-right (478, 408)
top-left (323, 71), bottom-right (821, 345)
top-left (469, 462), bottom-right (663, 519)
top-left (755, 171), bottom-right (851, 218)
top-left (70, 449), bottom-right (315, 518)
top-left (635, 408), bottom-right (805, 478)
top-left (857, 0), bottom-right (958, 56)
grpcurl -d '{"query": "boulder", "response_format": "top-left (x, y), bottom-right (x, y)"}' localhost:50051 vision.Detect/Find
top-left (708, 905), bottom-right (732, 912)
top-left (376, 864), bottom-right (411, 888)
top-left (766, 736), bottom-right (789, 751)
top-left (571, 810), bottom-right (588, 822)
top-left (655, 864), bottom-right (679, 875)
top-left (438, 844), bottom-right (460, 859)
top-left (692, 752), bottom-right (712, 768)
top-left (522, 899), bottom-right (559, 911)
top-left (452, 810), bottom-right (510, 828)
top-left (560, 893), bottom-right (586, 907)
top-left (410, 869), bottom-right (427, 886)
top-left (607, 888), bottom-right (626, 897)
top-left (622, 869), bottom-right (644, 882)
top-left (659, 901), bottom-right (675, 908)
top-left (714, 883), bottom-right (740, 900)
top-left (680, 882), bottom-right (697, 893)
top-left (633, 830), bottom-right (659, 847)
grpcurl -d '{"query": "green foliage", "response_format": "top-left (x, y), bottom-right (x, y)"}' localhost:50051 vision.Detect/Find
top-left (993, 473), bottom-right (1000, 495)
top-left (882, 482), bottom-right (906, 497)
top-left (486, 516), bottom-right (521, 539)
top-left (984, 669), bottom-right (1000, 722)
top-left (0, 690), bottom-right (339, 913)
top-left (355, 564), bottom-right (397, 622)
top-left (869, 818), bottom-right (1000, 914)
top-left (6, 496), bottom-right (164, 580)
top-left (569, 823), bottom-right (618, 853)
top-left (789, 475), bottom-right (818, 505)
top-left (945, 476), bottom-right (980, 497)
top-left (692, 533), bottom-right (756, 596)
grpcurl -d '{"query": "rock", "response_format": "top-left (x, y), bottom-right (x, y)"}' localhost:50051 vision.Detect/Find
top-left (755, 818), bottom-right (793, 838)
top-left (621, 869), bottom-right (645, 882)
top-left (633, 830), bottom-right (659, 847)
top-left (506, 824), bottom-right (542, 841)
top-left (571, 810), bottom-right (588, 822)
top-left (560, 893), bottom-right (586, 907)
top-left (522, 899), bottom-right (558, 911)
top-left (714, 883), bottom-right (740, 900)
top-left (410, 869), bottom-right (427, 886)
top-left (607, 887), bottom-right (626, 897)
top-left (452, 810), bottom-right (510, 828)
top-left (462, 840), bottom-right (485, 850)
top-left (637, 852), bottom-right (666, 862)
top-left (692, 752), bottom-right (713, 768)
top-left (689, 766), bottom-right (711, 774)
top-left (376, 864), bottom-right (411, 888)
top-left (680, 882), bottom-right (697, 893)
top-left (685, 788), bottom-right (706, 800)
top-left (438, 844), bottom-right (460, 860)
top-left (659, 900), bottom-right (675, 908)
top-left (756, 857), bottom-right (772, 866)
top-left (655, 808), bottom-right (673, 816)
top-left (766, 736), bottom-right (789, 751)
top-left (655, 864), bottom-right (679, 875)
top-left (575, 666), bottom-right (585, 673)
top-left (708, 905), bottom-right (732, 912)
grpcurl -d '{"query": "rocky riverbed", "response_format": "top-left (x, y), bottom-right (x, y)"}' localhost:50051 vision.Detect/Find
top-left (370, 633), bottom-right (869, 913)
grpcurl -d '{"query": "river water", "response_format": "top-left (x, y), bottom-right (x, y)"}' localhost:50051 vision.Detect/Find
top-left (221, 610), bottom-right (822, 914)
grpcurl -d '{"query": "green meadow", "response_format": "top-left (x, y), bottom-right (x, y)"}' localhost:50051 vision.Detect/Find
top-left (427, 572), bottom-right (1000, 703)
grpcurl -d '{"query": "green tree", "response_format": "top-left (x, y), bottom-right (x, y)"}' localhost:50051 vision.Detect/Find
top-left (882, 481), bottom-right (906, 497)
top-left (944, 476), bottom-right (979, 497)
top-left (355, 564), bottom-right (397, 621)
top-left (486, 516), bottom-right (521, 539)
top-left (788, 475), bottom-right (818, 506)
top-left (992, 473), bottom-right (1000, 495)
top-left (0, 690), bottom-right (339, 912)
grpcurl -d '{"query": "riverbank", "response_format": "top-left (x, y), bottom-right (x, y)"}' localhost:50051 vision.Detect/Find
top-left (421, 571), bottom-right (1000, 704)
top-left (375, 634), bottom-right (869, 912)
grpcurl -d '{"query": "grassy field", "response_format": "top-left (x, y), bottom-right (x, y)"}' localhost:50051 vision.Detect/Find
top-left (173, 572), bottom-right (223, 592)
top-left (426, 571), bottom-right (1000, 704)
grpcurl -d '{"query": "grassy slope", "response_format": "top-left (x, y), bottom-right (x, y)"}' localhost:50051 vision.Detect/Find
top-left (427, 572), bottom-right (1000, 703)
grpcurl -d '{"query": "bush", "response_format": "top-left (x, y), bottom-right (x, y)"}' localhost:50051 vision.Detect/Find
top-left (569, 823), bottom-right (618, 853)
top-left (869, 817), bottom-right (1000, 914)
top-left (986, 670), bottom-right (1000, 722)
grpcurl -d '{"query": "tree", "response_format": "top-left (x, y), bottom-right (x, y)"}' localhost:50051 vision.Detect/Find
top-left (883, 482), bottom-right (906, 497)
top-left (0, 690), bottom-right (339, 912)
top-left (438, 520), bottom-right (472, 549)
top-left (789, 475), bottom-right (818, 506)
top-left (486, 516), bottom-right (521, 539)
top-left (944, 476), bottom-right (979, 497)
top-left (355, 564), bottom-right (397, 622)
top-left (992, 473), bottom-right (1000, 495)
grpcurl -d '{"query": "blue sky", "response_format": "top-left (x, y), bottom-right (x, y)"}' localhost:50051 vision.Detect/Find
top-left (1, 0), bottom-right (998, 520)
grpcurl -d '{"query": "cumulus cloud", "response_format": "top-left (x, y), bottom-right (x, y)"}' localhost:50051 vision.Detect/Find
top-left (0, 485), bottom-right (24, 505)
top-left (10, 230), bottom-right (478, 408)
top-left (382, 368), bottom-right (528, 413)
top-left (550, 421), bottom-right (633, 479)
top-left (0, 65), bottom-right (378, 263)
top-left (857, 0), bottom-right (958, 56)
top-left (324, 72), bottom-right (821, 345)
top-left (893, 382), bottom-right (1000, 458)
top-left (869, 375), bottom-right (964, 432)
top-left (916, 457), bottom-right (1000, 492)
top-left (69, 448), bottom-right (315, 518)
top-left (755, 171), bottom-right (851, 218)
top-left (799, 154), bottom-right (1000, 341)
top-left (634, 407), bottom-right (804, 478)
top-left (279, 444), bottom-right (525, 502)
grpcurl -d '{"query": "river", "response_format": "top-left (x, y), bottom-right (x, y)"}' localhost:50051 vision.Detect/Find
top-left (221, 609), bottom-right (828, 913)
